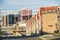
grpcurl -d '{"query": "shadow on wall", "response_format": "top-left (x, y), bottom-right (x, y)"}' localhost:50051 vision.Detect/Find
top-left (30, 30), bottom-right (50, 36)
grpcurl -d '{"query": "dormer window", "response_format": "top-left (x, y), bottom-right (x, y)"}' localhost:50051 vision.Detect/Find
top-left (42, 11), bottom-right (45, 14)
top-left (45, 10), bottom-right (47, 13)
top-left (52, 10), bottom-right (57, 13)
top-left (48, 10), bottom-right (51, 13)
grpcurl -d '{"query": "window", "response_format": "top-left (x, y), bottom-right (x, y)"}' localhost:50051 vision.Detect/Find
top-left (58, 16), bottom-right (60, 19)
top-left (23, 16), bottom-right (28, 21)
top-left (57, 23), bottom-right (60, 27)
top-left (29, 15), bottom-right (32, 19)
top-left (57, 8), bottom-right (60, 13)
top-left (58, 8), bottom-right (60, 11)
top-left (48, 25), bottom-right (52, 27)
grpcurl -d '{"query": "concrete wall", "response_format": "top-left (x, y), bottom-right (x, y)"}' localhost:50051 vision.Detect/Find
top-left (42, 13), bottom-right (57, 33)
top-left (2, 16), bottom-right (6, 26)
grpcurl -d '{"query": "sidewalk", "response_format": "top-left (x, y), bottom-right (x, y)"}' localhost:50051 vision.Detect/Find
top-left (39, 34), bottom-right (60, 40)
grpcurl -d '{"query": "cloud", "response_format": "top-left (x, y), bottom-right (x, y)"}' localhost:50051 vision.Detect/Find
top-left (0, 0), bottom-right (60, 15)
top-left (0, 0), bottom-right (60, 7)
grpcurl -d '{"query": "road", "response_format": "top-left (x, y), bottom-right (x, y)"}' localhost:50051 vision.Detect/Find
top-left (0, 34), bottom-right (60, 40)
top-left (0, 36), bottom-right (42, 40)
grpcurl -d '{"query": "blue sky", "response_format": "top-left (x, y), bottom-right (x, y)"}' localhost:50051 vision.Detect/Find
top-left (0, 0), bottom-right (60, 15)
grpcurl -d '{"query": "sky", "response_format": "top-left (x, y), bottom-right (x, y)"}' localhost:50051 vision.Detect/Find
top-left (0, 0), bottom-right (60, 15)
